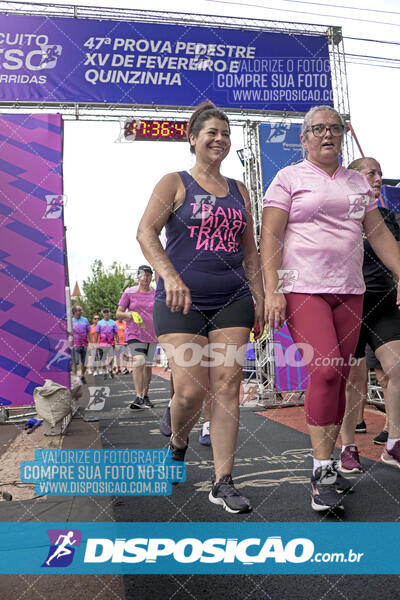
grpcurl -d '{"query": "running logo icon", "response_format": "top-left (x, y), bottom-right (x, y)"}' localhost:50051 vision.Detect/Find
top-left (42, 529), bottom-right (82, 568)
top-left (38, 45), bottom-right (63, 69)
top-left (347, 194), bottom-right (369, 220)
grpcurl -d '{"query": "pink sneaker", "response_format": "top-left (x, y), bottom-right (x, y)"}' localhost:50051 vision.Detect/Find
top-left (381, 440), bottom-right (400, 469)
top-left (340, 445), bottom-right (363, 474)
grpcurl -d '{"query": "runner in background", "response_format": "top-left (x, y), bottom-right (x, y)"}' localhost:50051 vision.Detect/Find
top-left (95, 308), bottom-right (118, 380)
top-left (87, 314), bottom-right (99, 375)
top-left (115, 317), bottom-right (127, 374)
top-left (340, 157), bottom-right (400, 472)
top-left (71, 305), bottom-right (92, 384)
top-left (116, 265), bottom-right (157, 409)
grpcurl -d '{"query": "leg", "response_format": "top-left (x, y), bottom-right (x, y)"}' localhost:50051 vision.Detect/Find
top-left (158, 333), bottom-right (208, 448)
top-left (374, 367), bottom-right (389, 431)
top-left (143, 366), bottom-right (152, 396)
top-left (341, 359), bottom-right (367, 445)
top-left (375, 341), bottom-right (400, 439)
top-left (285, 294), bottom-right (355, 459)
top-left (208, 327), bottom-right (250, 481)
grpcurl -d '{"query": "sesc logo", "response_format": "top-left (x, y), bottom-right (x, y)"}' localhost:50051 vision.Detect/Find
top-left (84, 536), bottom-right (314, 565)
top-left (42, 529), bottom-right (82, 568)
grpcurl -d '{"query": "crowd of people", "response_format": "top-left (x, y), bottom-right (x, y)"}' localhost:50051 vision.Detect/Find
top-left (72, 101), bottom-right (400, 516)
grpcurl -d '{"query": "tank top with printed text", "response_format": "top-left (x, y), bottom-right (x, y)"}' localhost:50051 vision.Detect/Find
top-left (155, 171), bottom-right (251, 310)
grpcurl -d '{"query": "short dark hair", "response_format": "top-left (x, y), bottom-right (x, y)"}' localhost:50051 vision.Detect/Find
top-left (102, 308), bottom-right (110, 313)
top-left (138, 264), bottom-right (153, 274)
top-left (187, 101), bottom-right (230, 154)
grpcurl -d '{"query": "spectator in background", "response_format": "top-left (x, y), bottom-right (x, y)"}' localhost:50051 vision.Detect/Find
top-left (95, 308), bottom-right (118, 380)
top-left (71, 305), bottom-right (91, 384)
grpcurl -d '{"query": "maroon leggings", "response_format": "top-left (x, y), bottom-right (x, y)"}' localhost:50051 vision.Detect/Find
top-left (285, 293), bottom-right (363, 426)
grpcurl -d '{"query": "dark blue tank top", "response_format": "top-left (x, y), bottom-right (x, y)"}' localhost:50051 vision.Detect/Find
top-left (155, 171), bottom-right (251, 310)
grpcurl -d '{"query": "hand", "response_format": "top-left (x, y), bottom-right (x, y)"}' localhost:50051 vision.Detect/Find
top-left (253, 302), bottom-right (265, 340)
top-left (163, 276), bottom-right (192, 315)
top-left (265, 291), bottom-right (286, 330)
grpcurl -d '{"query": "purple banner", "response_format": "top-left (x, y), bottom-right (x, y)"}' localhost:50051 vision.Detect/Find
top-left (0, 14), bottom-right (332, 111)
top-left (0, 114), bottom-right (69, 406)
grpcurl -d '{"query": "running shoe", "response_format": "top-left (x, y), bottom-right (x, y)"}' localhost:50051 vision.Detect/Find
top-left (381, 440), bottom-right (400, 469)
top-left (123, 368), bottom-right (130, 375)
top-left (355, 420), bottom-right (367, 433)
top-left (310, 465), bottom-right (344, 511)
top-left (160, 406), bottom-right (172, 437)
top-left (340, 445), bottom-right (363, 474)
top-left (169, 436), bottom-right (188, 461)
top-left (87, 370), bottom-right (92, 375)
top-left (373, 430), bottom-right (388, 445)
top-left (93, 371), bottom-right (98, 376)
top-left (80, 376), bottom-right (87, 384)
top-left (143, 395), bottom-right (154, 408)
top-left (130, 397), bottom-right (145, 410)
top-left (331, 460), bottom-right (354, 494)
top-left (103, 373), bottom-right (108, 380)
top-left (199, 424), bottom-right (211, 446)
top-left (209, 475), bottom-right (252, 514)
top-left (109, 370), bottom-right (114, 379)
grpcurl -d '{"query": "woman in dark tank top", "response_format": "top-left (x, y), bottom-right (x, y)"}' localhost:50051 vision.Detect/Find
top-left (137, 102), bottom-right (264, 514)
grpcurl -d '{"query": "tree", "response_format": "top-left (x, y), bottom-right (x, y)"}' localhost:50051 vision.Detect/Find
top-left (72, 260), bottom-right (136, 319)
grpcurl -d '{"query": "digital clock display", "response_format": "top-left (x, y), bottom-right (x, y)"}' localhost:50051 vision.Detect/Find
top-left (124, 119), bottom-right (188, 141)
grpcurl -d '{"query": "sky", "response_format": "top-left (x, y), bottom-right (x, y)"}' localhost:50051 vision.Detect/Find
top-left (24, 0), bottom-right (400, 290)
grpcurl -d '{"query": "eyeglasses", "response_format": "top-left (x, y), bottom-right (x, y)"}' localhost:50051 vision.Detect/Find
top-left (307, 123), bottom-right (344, 137)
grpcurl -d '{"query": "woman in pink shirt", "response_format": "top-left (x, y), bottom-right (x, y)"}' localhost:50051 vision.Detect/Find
top-left (260, 105), bottom-right (400, 513)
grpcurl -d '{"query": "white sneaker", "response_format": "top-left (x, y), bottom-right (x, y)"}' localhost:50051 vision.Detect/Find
top-left (93, 371), bottom-right (98, 376)
top-left (87, 370), bottom-right (92, 375)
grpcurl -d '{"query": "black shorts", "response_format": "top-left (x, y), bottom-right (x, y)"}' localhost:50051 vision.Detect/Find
top-left (153, 295), bottom-right (255, 337)
top-left (127, 339), bottom-right (157, 363)
top-left (365, 344), bottom-right (382, 370)
top-left (354, 290), bottom-right (400, 358)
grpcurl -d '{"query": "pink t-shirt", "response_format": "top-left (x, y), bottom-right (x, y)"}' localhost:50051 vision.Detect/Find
top-left (263, 160), bottom-right (377, 294)
top-left (118, 287), bottom-right (157, 343)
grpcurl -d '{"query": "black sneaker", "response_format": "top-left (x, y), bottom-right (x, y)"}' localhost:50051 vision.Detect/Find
top-left (160, 406), bottom-right (172, 437)
top-left (331, 460), bottom-right (354, 494)
top-left (310, 465), bottom-right (344, 511)
top-left (209, 475), bottom-right (252, 514)
top-left (80, 376), bottom-right (87, 384)
top-left (169, 436), bottom-right (188, 461)
top-left (373, 430), bottom-right (388, 445)
top-left (355, 420), bottom-right (367, 433)
top-left (143, 395), bottom-right (154, 408)
top-left (130, 397), bottom-right (145, 410)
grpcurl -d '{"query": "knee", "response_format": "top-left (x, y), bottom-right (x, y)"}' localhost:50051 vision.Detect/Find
top-left (313, 365), bottom-right (341, 387)
top-left (174, 385), bottom-right (204, 410)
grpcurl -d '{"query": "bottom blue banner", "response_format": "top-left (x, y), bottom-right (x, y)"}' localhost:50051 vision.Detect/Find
top-left (0, 522), bottom-right (398, 574)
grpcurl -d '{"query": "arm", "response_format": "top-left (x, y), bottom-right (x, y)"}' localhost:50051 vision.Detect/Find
top-left (259, 206), bottom-right (289, 329)
top-left (116, 305), bottom-right (132, 321)
top-left (364, 208), bottom-right (400, 304)
top-left (136, 173), bottom-right (191, 314)
top-left (237, 181), bottom-right (265, 339)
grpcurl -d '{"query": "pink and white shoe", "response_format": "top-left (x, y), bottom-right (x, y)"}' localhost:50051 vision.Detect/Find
top-left (381, 440), bottom-right (400, 470)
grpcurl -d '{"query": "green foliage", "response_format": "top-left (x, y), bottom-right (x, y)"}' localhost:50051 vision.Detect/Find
top-left (71, 259), bottom-right (136, 320)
